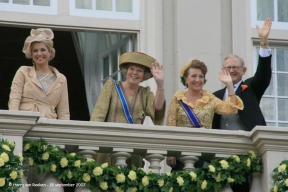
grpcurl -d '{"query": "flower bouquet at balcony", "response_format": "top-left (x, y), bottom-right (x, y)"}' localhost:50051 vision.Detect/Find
top-left (161, 168), bottom-right (212, 192)
top-left (248, 150), bottom-right (263, 174)
top-left (0, 139), bottom-right (23, 191)
top-left (202, 150), bottom-right (262, 191)
top-left (271, 160), bottom-right (288, 192)
top-left (23, 139), bottom-right (86, 183)
top-left (205, 158), bottom-right (236, 191)
top-left (78, 161), bottom-right (160, 192)
top-left (74, 159), bottom-right (117, 191)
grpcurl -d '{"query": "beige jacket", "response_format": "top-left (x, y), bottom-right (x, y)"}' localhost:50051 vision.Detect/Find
top-left (8, 66), bottom-right (70, 120)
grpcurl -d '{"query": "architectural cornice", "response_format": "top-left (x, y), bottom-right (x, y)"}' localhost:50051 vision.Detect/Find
top-left (250, 126), bottom-right (288, 155)
top-left (0, 110), bottom-right (39, 136)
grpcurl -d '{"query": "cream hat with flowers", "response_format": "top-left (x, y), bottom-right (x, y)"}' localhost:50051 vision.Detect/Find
top-left (119, 52), bottom-right (156, 81)
top-left (22, 28), bottom-right (54, 59)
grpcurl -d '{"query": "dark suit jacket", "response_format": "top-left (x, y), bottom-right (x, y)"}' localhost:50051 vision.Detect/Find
top-left (212, 55), bottom-right (272, 131)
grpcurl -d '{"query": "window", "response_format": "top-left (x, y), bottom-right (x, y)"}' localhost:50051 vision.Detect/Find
top-left (71, 31), bottom-right (136, 114)
top-left (251, 0), bottom-right (288, 30)
top-left (70, 0), bottom-right (140, 20)
top-left (255, 46), bottom-right (288, 127)
top-left (0, 0), bottom-right (57, 14)
top-left (99, 35), bottom-right (134, 84)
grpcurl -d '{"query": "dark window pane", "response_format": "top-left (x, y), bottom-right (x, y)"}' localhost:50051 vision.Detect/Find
top-left (278, 0), bottom-right (288, 22)
top-left (276, 49), bottom-right (288, 72)
top-left (278, 99), bottom-right (288, 121)
top-left (33, 0), bottom-right (50, 6)
top-left (116, 0), bottom-right (132, 12)
top-left (76, 0), bottom-right (92, 9)
top-left (112, 51), bottom-right (118, 80)
top-left (277, 74), bottom-right (288, 96)
top-left (96, 0), bottom-right (112, 11)
top-left (103, 57), bottom-right (109, 78)
top-left (257, 0), bottom-right (274, 21)
top-left (260, 98), bottom-right (275, 120)
top-left (13, 0), bottom-right (29, 5)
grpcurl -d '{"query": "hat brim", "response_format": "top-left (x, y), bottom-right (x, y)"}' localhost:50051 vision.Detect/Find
top-left (119, 52), bottom-right (156, 81)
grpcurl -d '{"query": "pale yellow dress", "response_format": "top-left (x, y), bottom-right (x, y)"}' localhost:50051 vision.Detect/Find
top-left (90, 78), bottom-right (165, 167)
top-left (166, 90), bottom-right (244, 128)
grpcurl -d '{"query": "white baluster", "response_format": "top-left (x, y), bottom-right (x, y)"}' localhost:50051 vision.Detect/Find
top-left (18, 175), bottom-right (29, 192)
top-left (145, 150), bottom-right (166, 174)
top-left (179, 155), bottom-right (199, 171)
top-left (179, 152), bottom-right (201, 171)
top-left (250, 172), bottom-right (262, 192)
top-left (74, 186), bottom-right (91, 192)
top-left (218, 184), bottom-right (233, 192)
top-left (110, 148), bottom-right (133, 167)
top-left (40, 172), bottom-right (64, 192)
top-left (77, 149), bottom-right (97, 160)
top-left (75, 149), bottom-right (98, 192)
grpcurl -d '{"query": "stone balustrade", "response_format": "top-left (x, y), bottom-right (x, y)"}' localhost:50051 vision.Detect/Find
top-left (1, 110), bottom-right (288, 192)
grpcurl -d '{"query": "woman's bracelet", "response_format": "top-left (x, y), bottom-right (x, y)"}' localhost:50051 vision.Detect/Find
top-left (228, 94), bottom-right (236, 96)
top-left (260, 41), bottom-right (269, 46)
top-left (157, 88), bottom-right (165, 92)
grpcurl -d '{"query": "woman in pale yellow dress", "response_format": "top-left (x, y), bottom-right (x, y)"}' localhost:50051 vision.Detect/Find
top-left (166, 59), bottom-right (244, 171)
top-left (90, 52), bottom-right (165, 167)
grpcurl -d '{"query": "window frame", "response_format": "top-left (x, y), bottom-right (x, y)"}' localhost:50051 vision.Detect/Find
top-left (99, 35), bottom-right (133, 85)
top-left (250, 0), bottom-right (288, 30)
top-left (0, 0), bottom-right (58, 15)
top-left (254, 46), bottom-right (288, 127)
top-left (69, 0), bottom-right (140, 20)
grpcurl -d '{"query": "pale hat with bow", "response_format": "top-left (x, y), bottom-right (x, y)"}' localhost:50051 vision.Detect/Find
top-left (22, 28), bottom-right (55, 60)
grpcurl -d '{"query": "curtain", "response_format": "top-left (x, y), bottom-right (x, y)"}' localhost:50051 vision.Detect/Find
top-left (72, 31), bottom-right (123, 115)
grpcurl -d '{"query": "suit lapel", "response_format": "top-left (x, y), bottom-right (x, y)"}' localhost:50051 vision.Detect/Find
top-left (46, 66), bottom-right (63, 96)
top-left (29, 66), bottom-right (43, 90)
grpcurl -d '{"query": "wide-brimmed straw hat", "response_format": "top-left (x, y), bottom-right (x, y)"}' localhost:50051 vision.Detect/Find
top-left (22, 28), bottom-right (54, 59)
top-left (119, 52), bottom-right (156, 81)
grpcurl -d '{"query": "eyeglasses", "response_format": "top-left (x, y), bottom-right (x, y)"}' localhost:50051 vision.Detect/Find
top-left (223, 66), bottom-right (243, 71)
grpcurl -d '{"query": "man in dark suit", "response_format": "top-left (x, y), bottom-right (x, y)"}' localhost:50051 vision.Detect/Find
top-left (212, 17), bottom-right (272, 192)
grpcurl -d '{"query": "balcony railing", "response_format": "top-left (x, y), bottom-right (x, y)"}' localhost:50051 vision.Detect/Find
top-left (1, 110), bottom-right (288, 192)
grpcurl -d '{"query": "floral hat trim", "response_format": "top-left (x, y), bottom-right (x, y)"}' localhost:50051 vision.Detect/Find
top-left (180, 62), bottom-right (192, 77)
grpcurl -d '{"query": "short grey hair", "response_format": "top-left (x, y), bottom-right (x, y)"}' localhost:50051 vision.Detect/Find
top-left (224, 54), bottom-right (245, 67)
